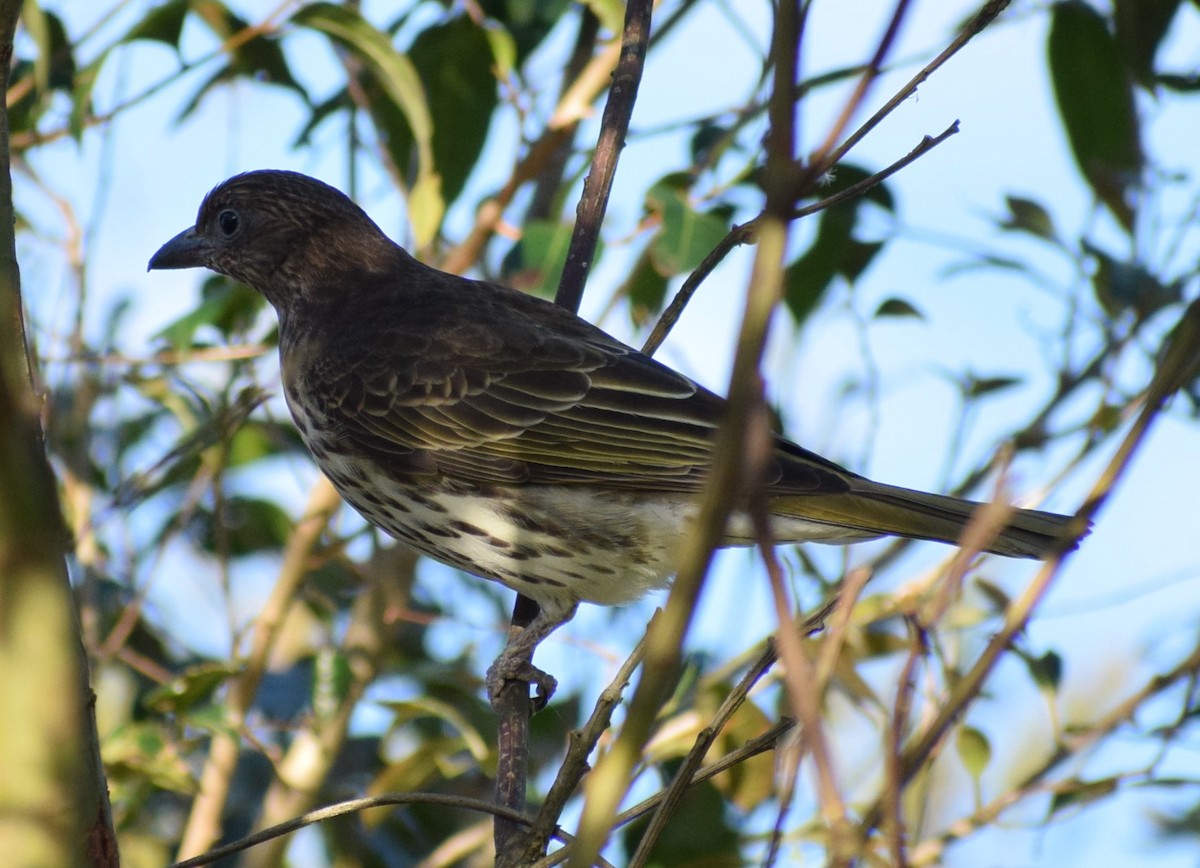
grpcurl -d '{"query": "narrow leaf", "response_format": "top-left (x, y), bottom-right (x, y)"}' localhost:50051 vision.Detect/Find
top-left (1048, 1), bottom-right (1143, 231)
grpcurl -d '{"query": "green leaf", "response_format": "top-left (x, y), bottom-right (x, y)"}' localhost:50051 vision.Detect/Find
top-left (1000, 195), bottom-right (1057, 241)
top-left (68, 57), bottom-right (102, 142)
top-left (500, 220), bottom-right (580, 298)
top-left (154, 276), bottom-right (264, 350)
top-left (581, 0), bottom-right (625, 33)
top-left (104, 722), bottom-right (197, 795)
top-left (965, 375), bottom-right (1023, 398)
top-left (622, 248), bottom-right (669, 327)
top-left (874, 297), bottom-right (923, 319)
top-left (313, 649), bottom-right (352, 723)
top-left (1085, 241), bottom-right (1181, 320)
top-left (1025, 650), bottom-right (1063, 692)
top-left (957, 725), bottom-right (992, 781)
top-left (379, 696), bottom-right (489, 762)
top-left (646, 182), bottom-right (729, 275)
top-left (226, 420), bottom-right (306, 466)
top-left (187, 495), bottom-right (293, 557)
top-left (483, 20), bottom-right (518, 79)
top-left (294, 2), bottom-right (443, 246)
top-left (176, 2), bottom-right (306, 120)
top-left (126, 0), bottom-right (189, 49)
top-left (621, 778), bottom-right (740, 865)
top-left (477, 0), bottom-right (572, 63)
top-left (1114, 0), bottom-right (1184, 85)
top-left (1048, 1), bottom-right (1142, 232)
top-left (115, 387), bottom-right (265, 507)
top-left (1049, 777), bottom-right (1119, 816)
top-left (784, 164), bottom-right (893, 324)
top-left (399, 17), bottom-right (499, 207)
top-left (144, 662), bottom-right (241, 714)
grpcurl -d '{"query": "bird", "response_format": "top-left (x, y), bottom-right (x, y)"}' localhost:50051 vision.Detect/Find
top-left (149, 170), bottom-right (1083, 706)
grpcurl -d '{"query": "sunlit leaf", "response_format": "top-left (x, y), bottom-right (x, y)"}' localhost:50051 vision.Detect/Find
top-left (313, 648), bottom-right (352, 723)
top-left (581, 0), bottom-right (625, 33)
top-left (294, 2), bottom-right (443, 245)
top-left (957, 725), bottom-right (992, 781)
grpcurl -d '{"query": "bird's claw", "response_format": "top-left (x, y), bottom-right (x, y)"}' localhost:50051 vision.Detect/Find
top-left (486, 656), bottom-right (557, 712)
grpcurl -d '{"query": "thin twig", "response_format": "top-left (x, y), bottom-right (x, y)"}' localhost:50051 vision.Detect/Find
top-left (494, 5), bottom-right (654, 863)
top-left (819, 0), bottom-right (1013, 173)
top-left (858, 297), bottom-right (1200, 837)
top-left (170, 792), bottom-right (557, 868)
top-left (555, 0), bottom-right (654, 314)
top-left (628, 637), bottom-right (780, 866)
top-left (520, 626), bottom-right (650, 864)
top-left (641, 122), bottom-right (960, 358)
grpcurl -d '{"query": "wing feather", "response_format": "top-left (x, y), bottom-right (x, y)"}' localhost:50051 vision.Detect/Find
top-left (304, 280), bottom-right (850, 496)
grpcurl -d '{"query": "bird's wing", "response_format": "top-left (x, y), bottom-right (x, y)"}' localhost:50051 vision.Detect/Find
top-left (306, 285), bottom-right (846, 495)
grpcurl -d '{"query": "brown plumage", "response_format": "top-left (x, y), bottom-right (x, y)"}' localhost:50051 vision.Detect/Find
top-left (149, 170), bottom-right (1083, 702)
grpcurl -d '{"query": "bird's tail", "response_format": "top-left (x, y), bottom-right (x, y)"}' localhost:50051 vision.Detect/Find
top-left (770, 479), bottom-right (1083, 559)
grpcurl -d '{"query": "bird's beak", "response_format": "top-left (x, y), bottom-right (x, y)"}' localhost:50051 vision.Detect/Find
top-left (147, 226), bottom-right (208, 271)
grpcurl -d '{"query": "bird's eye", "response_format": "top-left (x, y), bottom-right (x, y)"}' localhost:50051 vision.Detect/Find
top-left (217, 209), bottom-right (240, 237)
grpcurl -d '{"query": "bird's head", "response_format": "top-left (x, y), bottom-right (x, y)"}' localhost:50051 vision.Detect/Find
top-left (148, 170), bottom-right (400, 310)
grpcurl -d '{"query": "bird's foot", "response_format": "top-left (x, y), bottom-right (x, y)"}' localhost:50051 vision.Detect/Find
top-left (486, 653), bottom-right (558, 712)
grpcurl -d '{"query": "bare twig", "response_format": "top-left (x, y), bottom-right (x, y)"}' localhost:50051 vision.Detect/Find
top-left (819, 0), bottom-right (1012, 173)
top-left (641, 122), bottom-right (960, 358)
top-left (628, 636), bottom-right (780, 866)
top-left (568, 4), bottom-right (802, 861)
top-left (494, 4), bottom-right (655, 863)
top-left (171, 792), bottom-right (560, 868)
top-left (555, 0), bottom-right (653, 313)
top-left (858, 297), bottom-right (1200, 838)
top-left (519, 626), bottom-right (650, 864)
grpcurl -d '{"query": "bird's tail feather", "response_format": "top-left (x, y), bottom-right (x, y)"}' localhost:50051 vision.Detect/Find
top-left (772, 480), bottom-right (1082, 559)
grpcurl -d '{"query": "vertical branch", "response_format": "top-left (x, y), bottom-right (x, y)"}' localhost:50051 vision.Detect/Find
top-left (494, 2), bottom-right (654, 863)
top-left (554, 0), bottom-right (654, 313)
top-left (0, 2), bottom-right (117, 864)
top-left (569, 3), bottom-right (803, 863)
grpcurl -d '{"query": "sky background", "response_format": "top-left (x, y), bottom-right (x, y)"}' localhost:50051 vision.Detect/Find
top-left (18, 0), bottom-right (1200, 864)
